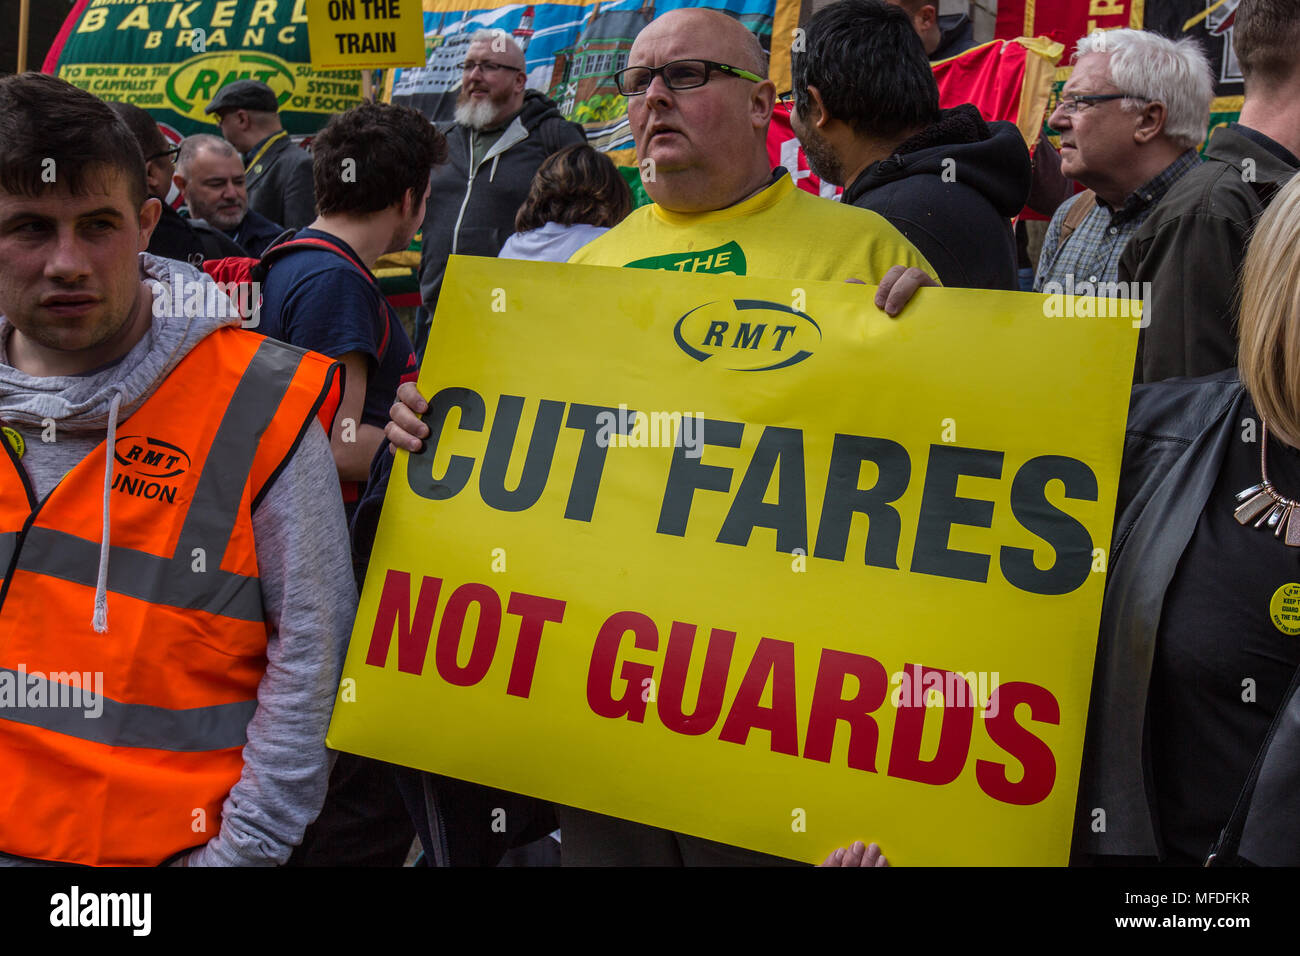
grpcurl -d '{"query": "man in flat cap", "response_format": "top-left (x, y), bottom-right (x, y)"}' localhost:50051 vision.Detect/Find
top-left (207, 80), bottom-right (317, 230)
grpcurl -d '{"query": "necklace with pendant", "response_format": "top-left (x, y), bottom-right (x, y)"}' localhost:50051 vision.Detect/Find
top-left (1234, 421), bottom-right (1300, 544)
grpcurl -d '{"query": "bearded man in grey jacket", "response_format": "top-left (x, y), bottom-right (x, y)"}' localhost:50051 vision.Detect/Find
top-left (0, 73), bottom-right (355, 867)
top-left (414, 30), bottom-right (586, 358)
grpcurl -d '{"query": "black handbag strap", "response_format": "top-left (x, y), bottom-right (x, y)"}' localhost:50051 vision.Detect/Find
top-left (1206, 658), bottom-right (1300, 865)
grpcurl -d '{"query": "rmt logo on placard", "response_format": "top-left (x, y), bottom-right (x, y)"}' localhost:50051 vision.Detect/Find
top-left (112, 436), bottom-right (191, 505)
top-left (673, 299), bottom-right (820, 371)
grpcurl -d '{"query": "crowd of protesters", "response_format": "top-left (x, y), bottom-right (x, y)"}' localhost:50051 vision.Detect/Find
top-left (0, 0), bottom-right (1298, 868)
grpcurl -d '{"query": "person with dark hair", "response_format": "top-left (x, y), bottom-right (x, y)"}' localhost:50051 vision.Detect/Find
top-left (789, 0), bottom-right (1030, 290)
top-left (260, 100), bottom-right (446, 502)
top-left (106, 101), bottom-right (245, 264)
top-left (0, 72), bottom-right (353, 867)
top-left (1120, 0), bottom-right (1300, 383)
top-left (206, 80), bottom-right (317, 230)
top-left (498, 144), bottom-right (633, 262)
top-left (881, 0), bottom-right (1071, 290)
top-left (256, 100), bottom-right (447, 867)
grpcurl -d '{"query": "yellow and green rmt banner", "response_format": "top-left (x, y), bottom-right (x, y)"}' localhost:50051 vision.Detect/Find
top-left (45, 0), bottom-right (366, 138)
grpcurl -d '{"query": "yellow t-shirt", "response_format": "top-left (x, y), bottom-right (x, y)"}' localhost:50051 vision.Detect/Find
top-left (569, 172), bottom-right (938, 283)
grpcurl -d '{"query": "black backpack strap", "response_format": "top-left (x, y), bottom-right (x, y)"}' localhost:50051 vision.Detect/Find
top-left (1206, 660), bottom-right (1300, 865)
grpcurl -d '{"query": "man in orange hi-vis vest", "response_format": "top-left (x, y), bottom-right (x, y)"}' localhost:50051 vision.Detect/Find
top-left (0, 72), bottom-right (354, 867)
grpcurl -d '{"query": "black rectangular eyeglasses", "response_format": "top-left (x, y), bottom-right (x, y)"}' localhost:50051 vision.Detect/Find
top-left (614, 59), bottom-right (763, 96)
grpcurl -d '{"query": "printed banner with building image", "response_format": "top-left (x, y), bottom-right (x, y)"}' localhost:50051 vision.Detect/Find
top-left (385, 0), bottom-right (796, 156)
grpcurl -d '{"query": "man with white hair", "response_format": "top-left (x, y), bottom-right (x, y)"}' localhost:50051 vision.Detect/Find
top-left (1121, 0), bottom-right (1300, 383)
top-left (174, 135), bottom-right (285, 257)
top-left (413, 30), bottom-right (585, 357)
top-left (1032, 29), bottom-right (1213, 294)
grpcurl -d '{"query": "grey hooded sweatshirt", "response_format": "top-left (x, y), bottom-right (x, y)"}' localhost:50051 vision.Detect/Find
top-left (0, 253), bottom-right (357, 866)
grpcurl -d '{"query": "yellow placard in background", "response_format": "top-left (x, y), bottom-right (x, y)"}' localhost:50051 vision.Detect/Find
top-left (327, 257), bottom-right (1138, 865)
top-left (306, 0), bottom-right (426, 70)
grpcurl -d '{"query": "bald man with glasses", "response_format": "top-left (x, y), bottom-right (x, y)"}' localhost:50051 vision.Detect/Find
top-left (413, 30), bottom-right (585, 358)
top-left (383, 8), bottom-right (938, 868)
top-left (568, 8), bottom-right (936, 308)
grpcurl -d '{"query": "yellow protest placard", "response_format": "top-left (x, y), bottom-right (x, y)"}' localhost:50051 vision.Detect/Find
top-left (326, 257), bottom-right (1138, 865)
top-left (305, 0), bottom-right (425, 71)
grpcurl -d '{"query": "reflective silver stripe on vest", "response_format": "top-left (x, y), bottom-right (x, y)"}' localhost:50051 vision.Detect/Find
top-left (17, 526), bottom-right (263, 621)
top-left (10, 338), bottom-right (304, 622)
top-left (0, 668), bottom-right (254, 751)
top-left (175, 338), bottom-right (300, 567)
top-left (0, 531), bottom-right (15, 577)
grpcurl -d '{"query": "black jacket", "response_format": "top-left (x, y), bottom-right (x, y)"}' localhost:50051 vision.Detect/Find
top-left (931, 13), bottom-right (976, 61)
top-left (245, 133), bottom-right (317, 231)
top-left (351, 447), bottom-right (558, 865)
top-left (1076, 372), bottom-right (1300, 865)
top-left (417, 90), bottom-right (586, 322)
top-left (842, 105), bottom-right (1030, 290)
top-left (1120, 125), bottom-right (1298, 384)
top-left (148, 202), bottom-right (245, 264)
top-left (227, 207), bottom-right (287, 257)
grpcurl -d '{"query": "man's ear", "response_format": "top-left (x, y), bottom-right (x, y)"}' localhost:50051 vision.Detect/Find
top-left (172, 172), bottom-right (187, 195)
top-left (138, 197), bottom-right (163, 250)
top-left (144, 160), bottom-right (166, 200)
top-left (803, 85), bottom-right (831, 129)
top-left (399, 185), bottom-right (419, 218)
top-left (751, 78), bottom-right (776, 129)
top-left (919, 3), bottom-right (939, 30)
top-left (1133, 100), bottom-right (1169, 144)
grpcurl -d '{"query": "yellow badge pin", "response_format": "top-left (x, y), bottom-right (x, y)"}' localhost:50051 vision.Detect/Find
top-left (2, 426), bottom-right (24, 459)
top-left (1270, 583), bottom-right (1300, 636)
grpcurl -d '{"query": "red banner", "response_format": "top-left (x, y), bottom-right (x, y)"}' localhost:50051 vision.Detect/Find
top-left (997, 1), bottom-right (1246, 103)
top-left (770, 38), bottom-right (1062, 201)
top-left (995, 0), bottom-right (1139, 61)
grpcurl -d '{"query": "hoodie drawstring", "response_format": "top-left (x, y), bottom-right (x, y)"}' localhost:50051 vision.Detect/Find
top-left (92, 388), bottom-right (125, 633)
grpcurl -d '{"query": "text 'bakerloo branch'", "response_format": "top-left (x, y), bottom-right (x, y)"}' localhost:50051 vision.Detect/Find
top-left (361, 385), bottom-right (1101, 807)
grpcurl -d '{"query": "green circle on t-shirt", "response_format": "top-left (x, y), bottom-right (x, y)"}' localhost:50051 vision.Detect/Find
top-left (1269, 583), bottom-right (1300, 635)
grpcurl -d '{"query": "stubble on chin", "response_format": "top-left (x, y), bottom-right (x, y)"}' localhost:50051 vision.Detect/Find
top-left (206, 209), bottom-right (244, 232)
top-left (796, 128), bottom-right (843, 187)
top-left (17, 301), bottom-right (134, 358)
